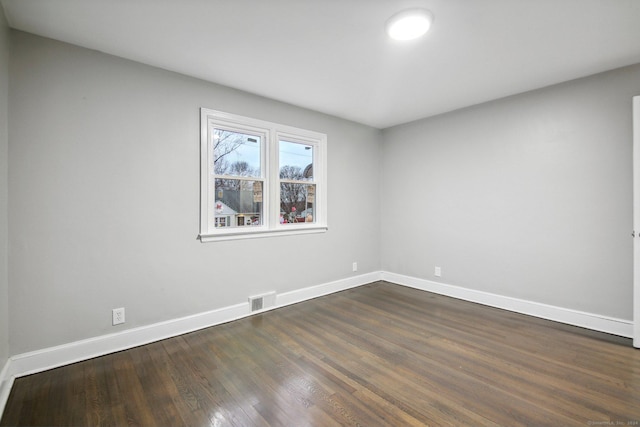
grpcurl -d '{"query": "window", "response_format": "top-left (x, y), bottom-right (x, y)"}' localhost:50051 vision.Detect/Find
top-left (200, 109), bottom-right (327, 241)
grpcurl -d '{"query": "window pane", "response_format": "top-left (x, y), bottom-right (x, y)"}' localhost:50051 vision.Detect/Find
top-left (215, 179), bottom-right (263, 227)
top-left (279, 140), bottom-right (313, 180)
top-left (280, 183), bottom-right (315, 224)
top-left (213, 129), bottom-right (261, 177)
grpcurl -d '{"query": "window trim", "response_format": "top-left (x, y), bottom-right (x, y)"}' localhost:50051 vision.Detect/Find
top-left (199, 108), bottom-right (327, 242)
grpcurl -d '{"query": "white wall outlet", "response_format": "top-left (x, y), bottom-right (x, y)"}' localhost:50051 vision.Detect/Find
top-left (112, 307), bottom-right (125, 325)
top-left (352, 262), bottom-right (358, 272)
top-left (434, 266), bottom-right (442, 277)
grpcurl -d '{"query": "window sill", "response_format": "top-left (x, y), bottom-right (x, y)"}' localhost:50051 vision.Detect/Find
top-left (199, 226), bottom-right (328, 242)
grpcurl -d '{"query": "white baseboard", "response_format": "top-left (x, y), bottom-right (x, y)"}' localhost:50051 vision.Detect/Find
top-left (381, 271), bottom-right (633, 338)
top-left (277, 271), bottom-right (381, 306)
top-left (0, 359), bottom-right (13, 418)
top-left (5, 272), bottom-right (383, 382)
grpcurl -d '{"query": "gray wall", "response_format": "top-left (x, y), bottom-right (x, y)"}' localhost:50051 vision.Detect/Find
top-left (381, 64), bottom-right (640, 320)
top-left (8, 31), bottom-right (381, 354)
top-left (0, 6), bottom-right (9, 365)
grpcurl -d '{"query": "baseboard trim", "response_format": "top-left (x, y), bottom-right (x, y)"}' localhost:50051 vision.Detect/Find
top-left (6, 272), bottom-right (383, 381)
top-left (382, 271), bottom-right (633, 338)
top-left (277, 271), bottom-right (381, 306)
top-left (0, 359), bottom-right (13, 418)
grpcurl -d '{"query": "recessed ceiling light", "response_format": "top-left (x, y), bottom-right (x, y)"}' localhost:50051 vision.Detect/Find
top-left (385, 8), bottom-right (434, 41)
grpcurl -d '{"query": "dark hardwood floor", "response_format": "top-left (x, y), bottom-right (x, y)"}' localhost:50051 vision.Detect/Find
top-left (2, 281), bottom-right (639, 426)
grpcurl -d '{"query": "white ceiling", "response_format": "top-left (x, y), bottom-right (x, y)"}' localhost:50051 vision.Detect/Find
top-left (2, 0), bottom-right (640, 129)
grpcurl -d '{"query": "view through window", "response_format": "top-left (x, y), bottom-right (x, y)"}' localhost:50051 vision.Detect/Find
top-left (200, 109), bottom-right (327, 241)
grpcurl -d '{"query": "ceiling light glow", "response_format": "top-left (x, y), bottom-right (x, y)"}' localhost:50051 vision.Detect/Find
top-left (386, 8), bottom-right (434, 41)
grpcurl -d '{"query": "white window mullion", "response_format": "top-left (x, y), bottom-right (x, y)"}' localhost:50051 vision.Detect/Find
top-left (269, 128), bottom-right (280, 228)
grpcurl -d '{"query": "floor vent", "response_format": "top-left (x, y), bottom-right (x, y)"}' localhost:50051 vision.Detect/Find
top-left (249, 291), bottom-right (276, 312)
top-left (251, 297), bottom-right (263, 312)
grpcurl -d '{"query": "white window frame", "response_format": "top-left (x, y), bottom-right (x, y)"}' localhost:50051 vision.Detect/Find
top-left (199, 108), bottom-right (327, 242)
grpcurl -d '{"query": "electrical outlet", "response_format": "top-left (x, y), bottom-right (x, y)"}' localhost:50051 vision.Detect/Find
top-left (352, 262), bottom-right (358, 272)
top-left (434, 266), bottom-right (442, 277)
top-left (112, 307), bottom-right (125, 325)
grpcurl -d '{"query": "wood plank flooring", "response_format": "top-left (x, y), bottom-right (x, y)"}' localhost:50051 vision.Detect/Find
top-left (2, 281), bottom-right (639, 426)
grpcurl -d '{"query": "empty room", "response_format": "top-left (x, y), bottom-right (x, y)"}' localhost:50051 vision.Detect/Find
top-left (1, 0), bottom-right (640, 425)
